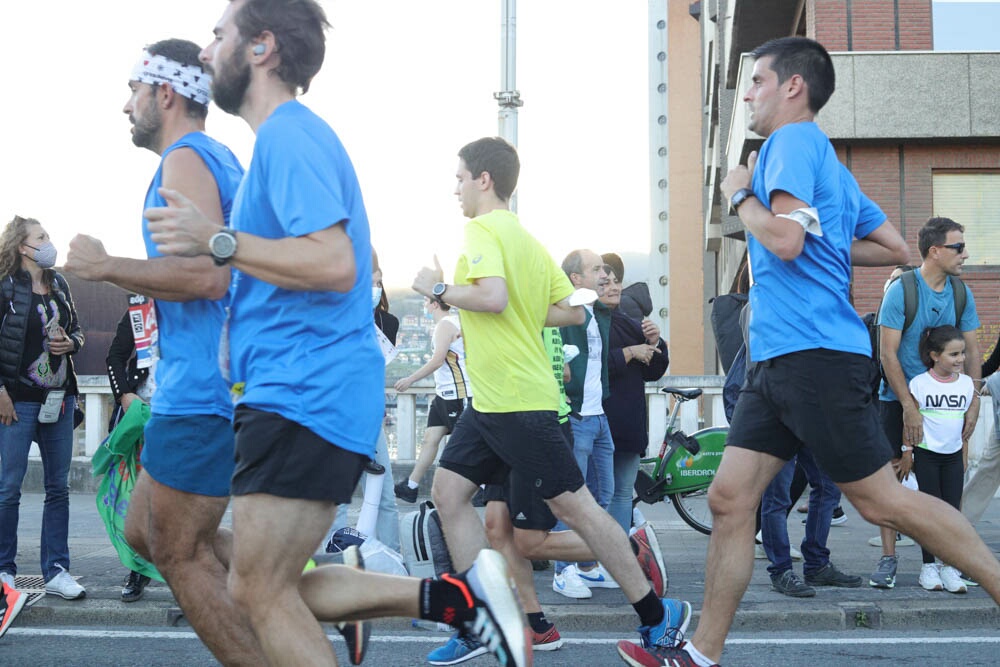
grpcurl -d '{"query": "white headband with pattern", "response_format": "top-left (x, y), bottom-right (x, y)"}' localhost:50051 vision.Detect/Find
top-left (130, 50), bottom-right (212, 106)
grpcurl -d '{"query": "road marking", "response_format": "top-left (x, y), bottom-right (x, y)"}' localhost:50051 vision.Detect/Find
top-left (7, 628), bottom-right (1000, 645)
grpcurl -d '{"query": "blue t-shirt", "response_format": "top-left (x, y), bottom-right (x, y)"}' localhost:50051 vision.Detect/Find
top-left (142, 132), bottom-right (244, 418)
top-left (747, 122), bottom-right (886, 361)
top-left (877, 271), bottom-right (979, 402)
top-left (228, 100), bottom-right (383, 456)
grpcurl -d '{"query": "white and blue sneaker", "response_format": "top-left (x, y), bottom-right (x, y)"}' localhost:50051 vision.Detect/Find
top-left (428, 633), bottom-right (487, 666)
top-left (638, 598), bottom-right (692, 649)
top-left (457, 549), bottom-right (530, 667)
top-left (577, 563), bottom-right (620, 589)
top-left (552, 564), bottom-right (592, 599)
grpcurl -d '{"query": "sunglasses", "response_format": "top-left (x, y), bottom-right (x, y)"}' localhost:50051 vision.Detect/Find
top-left (939, 242), bottom-right (966, 253)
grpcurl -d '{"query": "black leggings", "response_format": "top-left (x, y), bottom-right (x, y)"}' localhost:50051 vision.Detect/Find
top-left (912, 448), bottom-right (964, 564)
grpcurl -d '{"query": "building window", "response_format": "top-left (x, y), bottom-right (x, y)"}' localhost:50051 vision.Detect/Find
top-left (932, 171), bottom-right (1000, 267)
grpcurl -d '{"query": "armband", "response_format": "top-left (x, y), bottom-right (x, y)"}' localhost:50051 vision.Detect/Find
top-left (776, 207), bottom-right (823, 237)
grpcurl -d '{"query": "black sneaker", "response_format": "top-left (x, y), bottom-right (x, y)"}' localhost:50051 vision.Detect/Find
top-left (394, 480), bottom-right (418, 503)
top-left (336, 546), bottom-right (372, 665)
top-left (804, 562), bottom-right (862, 588)
top-left (121, 570), bottom-right (151, 603)
top-left (770, 570), bottom-right (815, 598)
top-left (364, 459), bottom-right (385, 475)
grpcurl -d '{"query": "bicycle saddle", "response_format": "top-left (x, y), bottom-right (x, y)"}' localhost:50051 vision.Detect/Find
top-left (660, 387), bottom-right (703, 400)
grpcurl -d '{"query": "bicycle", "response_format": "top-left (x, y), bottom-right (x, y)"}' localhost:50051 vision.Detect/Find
top-left (632, 387), bottom-right (726, 535)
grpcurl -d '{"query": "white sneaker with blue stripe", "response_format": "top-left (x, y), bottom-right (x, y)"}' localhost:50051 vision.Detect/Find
top-left (577, 563), bottom-right (620, 589)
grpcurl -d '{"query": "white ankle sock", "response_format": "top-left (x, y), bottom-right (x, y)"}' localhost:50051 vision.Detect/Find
top-left (407, 479), bottom-right (419, 489)
top-left (684, 643), bottom-right (716, 667)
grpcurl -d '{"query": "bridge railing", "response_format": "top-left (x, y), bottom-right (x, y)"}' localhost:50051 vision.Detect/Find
top-left (73, 375), bottom-right (995, 473)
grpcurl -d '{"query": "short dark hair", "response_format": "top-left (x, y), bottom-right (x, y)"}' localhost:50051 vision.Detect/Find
top-left (751, 37), bottom-right (835, 113)
top-left (918, 217), bottom-right (964, 259)
top-left (147, 38), bottom-right (209, 119)
top-left (458, 137), bottom-right (520, 202)
top-left (601, 252), bottom-right (624, 283)
top-left (918, 325), bottom-right (964, 369)
top-left (232, 0), bottom-right (329, 94)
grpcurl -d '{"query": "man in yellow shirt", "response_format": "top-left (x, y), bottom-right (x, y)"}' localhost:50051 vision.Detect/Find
top-left (413, 136), bottom-right (690, 664)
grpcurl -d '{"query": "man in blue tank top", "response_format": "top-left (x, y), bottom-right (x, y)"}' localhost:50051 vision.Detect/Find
top-left (143, 3), bottom-right (530, 667)
top-left (64, 39), bottom-right (262, 664)
top-left (620, 36), bottom-right (1000, 667)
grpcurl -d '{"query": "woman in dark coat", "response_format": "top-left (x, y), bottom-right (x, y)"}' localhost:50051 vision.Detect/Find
top-left (600, 254), bottom-right (669, 532)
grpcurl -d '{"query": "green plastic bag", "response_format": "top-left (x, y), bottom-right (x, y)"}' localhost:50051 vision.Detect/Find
top-left (92, 400), bottom-right (163, 582)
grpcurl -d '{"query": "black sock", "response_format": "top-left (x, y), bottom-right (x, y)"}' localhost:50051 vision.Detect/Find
top-left (633, 590), bottom-right (664, 628)
top-left (527, 611), bottom-right (552, 634)
top-left (419, 576), bottom-right (476, 627)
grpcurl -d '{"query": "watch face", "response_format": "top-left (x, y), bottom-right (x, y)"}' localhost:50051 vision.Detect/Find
top-left (212, 232), bottom-right (237, 258)
top-left (432, 282), bottom-right (446, 297)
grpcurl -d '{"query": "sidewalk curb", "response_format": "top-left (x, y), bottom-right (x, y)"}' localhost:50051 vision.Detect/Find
top-left (16, 597), bottom-right (999, 633)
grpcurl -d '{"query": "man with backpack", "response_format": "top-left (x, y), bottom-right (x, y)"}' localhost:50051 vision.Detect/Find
top-left (869, 216), bottom-right (982, 590)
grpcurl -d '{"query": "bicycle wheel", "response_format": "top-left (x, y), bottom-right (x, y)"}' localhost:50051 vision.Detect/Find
top-left (668, 489), bottom-right (712, 535)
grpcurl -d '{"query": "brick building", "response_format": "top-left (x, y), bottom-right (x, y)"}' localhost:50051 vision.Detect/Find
top-left (661, 0), bottom-right (1000, 371)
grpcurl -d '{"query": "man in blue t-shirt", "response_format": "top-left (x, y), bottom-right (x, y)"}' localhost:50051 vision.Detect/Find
top-left (64, 39), bottom-right (262, 664)
top-left (144, 3), bottom-right (529, 667)
top-left (870, 216), bottom-right (980, 588)
top-left (619, 36), bottom-right (1000, 667)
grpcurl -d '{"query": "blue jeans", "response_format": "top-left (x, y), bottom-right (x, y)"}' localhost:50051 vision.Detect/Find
top-left (609, 452), bottom-right (640, 533)
top-left (328, 427), bottom-right (400, 553)
top-left (0, 397), bottom-right (77, 581)
top-left (555, 413), bottom-right (614, 573)
top-left (761, 447), bottom-right (840, 577)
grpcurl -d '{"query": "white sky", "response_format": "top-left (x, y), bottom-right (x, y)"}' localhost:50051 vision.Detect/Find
top-left (0, 1), bottom-right (648, 288)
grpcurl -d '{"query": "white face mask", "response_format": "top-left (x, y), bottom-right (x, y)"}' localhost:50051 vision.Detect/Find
top-left (372, 286), bottom-right (383, 309)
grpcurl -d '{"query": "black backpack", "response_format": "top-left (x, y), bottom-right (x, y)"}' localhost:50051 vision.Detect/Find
top-left (865, 270), bottom-right (967, 395)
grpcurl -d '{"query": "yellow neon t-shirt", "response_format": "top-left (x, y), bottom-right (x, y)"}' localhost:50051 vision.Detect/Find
top-left (455, 209), bottom-right (574, 413)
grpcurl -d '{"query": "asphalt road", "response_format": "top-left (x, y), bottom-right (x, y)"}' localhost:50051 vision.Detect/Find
top-left (2, 627), bottom-right (999, 666)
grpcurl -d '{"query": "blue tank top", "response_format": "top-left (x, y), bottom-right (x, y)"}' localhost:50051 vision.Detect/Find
top-left (141, 132), bottom-right (244, 418)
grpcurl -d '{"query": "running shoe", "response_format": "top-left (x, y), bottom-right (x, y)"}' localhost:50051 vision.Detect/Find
top-left (531, 624), bottom-right (563, 651)
top-left (336, 546), bottom-right (371, 665)
top-left (919, 562), bottom-right (943, 591)
top-left (830, 506), bottom-right (848, 526)
top-left (445, 549), bottom-right (531, 667)
top-left (45, 565), bottom-right (85, 600)
top-left (618, 640), bottom-right (720, 667)
top-left (939, 565), bottom-right (968, 594)
top-left (1, 579), bottom-right (26, 639)
top-left (637, 598), bottom-right (691, 649)
top-left (394, 480), bottom-right (418, 503)
top-left (428, 633), bottom-right (487, 665)
top-left (631, 524), bottom-right (668, 597)
top-left (553, 564), bottom-right (593, 598)
top-left (578, 563), bottom-right (620, 589)
top-left (868, 555), bottom-right (898, 589)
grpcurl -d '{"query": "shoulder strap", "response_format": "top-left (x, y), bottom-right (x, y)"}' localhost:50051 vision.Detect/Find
top-left (900, 270), bottom-right (919, 334)
top-left (949, 276), bottom-right (967, 327)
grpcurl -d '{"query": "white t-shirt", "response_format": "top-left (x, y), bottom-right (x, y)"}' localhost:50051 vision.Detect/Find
top-left (908, 371), bottom-right (974, 455)
top-left (580, 306), bottom-right (604, 416)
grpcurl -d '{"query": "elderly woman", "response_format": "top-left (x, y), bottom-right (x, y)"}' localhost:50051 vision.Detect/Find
top-left (599, 254), bottom-right (669, 532)
top-left (0, 216), bottom-right (85, 602)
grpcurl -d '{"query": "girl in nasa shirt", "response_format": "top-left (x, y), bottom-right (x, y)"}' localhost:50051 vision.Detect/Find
top-left (902, 325), bottom-right (974, 593)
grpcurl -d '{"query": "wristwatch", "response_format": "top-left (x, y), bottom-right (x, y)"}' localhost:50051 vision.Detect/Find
top-left (209, 229), bottom-right (238, 266)
top-left (432, 282), bottom-right (448, 301)
top-left (730, 188), bottom-right (756, 211)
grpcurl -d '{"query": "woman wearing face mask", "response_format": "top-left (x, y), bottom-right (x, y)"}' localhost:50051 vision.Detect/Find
top-left (0, 216), bottom-right (86, 603)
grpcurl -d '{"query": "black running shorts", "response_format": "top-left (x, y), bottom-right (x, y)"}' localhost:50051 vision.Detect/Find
top-left (726, 349), bottom-right (894, 484)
